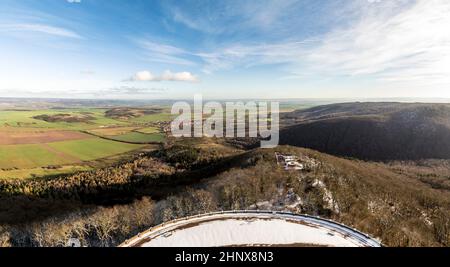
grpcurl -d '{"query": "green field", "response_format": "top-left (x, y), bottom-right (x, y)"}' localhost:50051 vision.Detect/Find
top-left (0, 107), bottom-right (170, 178)
top-left (47, 138), bottom-right (142, 161)
top-left (135, 126), bottom-right (160, 134)
top-left (0, 138), bottom-right (142, 170)
top-left (0, 144), bottom-right (71, 169)
top-left (128, 113), bottom-right (173, 123)
top-left (109, 132), bottom-right (166, 143)
top-left (89, 127), bottom-right (139, 136)
top-left (0, 108), bottom-right (132, 129)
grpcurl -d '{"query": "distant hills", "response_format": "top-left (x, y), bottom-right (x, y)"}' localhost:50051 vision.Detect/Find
top-left (280, 102), bottom-right (450, 160)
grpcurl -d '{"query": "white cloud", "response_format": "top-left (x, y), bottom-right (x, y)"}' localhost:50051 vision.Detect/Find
top-left (0, 23), bottom-right (82, 39)
top-left (67, 0), bottom-right (82, 3)
top-left (161, 70), bottom-right (198, 82)
top-left (127, 70), bottom-right (198, 82)
top-left (132, 71), bottom-right (156, 81)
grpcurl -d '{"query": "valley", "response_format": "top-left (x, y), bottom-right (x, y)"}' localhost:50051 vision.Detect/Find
top-left (1, 0), bottom-right (449, 254)
top-left (280, 102), bottom-right (450, 160)
top-left (0, 100), bottom-right (449, 247)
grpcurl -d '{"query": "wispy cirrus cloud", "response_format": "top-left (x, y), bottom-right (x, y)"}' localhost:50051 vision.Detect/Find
top-left (165, 0), bottom-right (306, 36)
top-left (134, 40), bottom-right (196, 66)
top-left (171, 7), bottom-right (216, 33)
top-left (0, 23), bottom-right (82, 39)
top-left (303, 0), bottom-right (450, 86)
top-left (185, 0), bottom-right (450, 89)
top-left (195, 41), bottom-right (314, 74)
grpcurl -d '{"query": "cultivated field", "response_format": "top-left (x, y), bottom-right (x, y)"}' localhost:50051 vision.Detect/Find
top-left (88, 127), bottom-right (140, 136)
top-left (0, 107), bottom-right (170, 178)
top-left (108, 132), bottom-right (166, 143)
top-left (0, 128), bottom-right (90, 145)
top-left (0, 102), bottom-right (317, 179)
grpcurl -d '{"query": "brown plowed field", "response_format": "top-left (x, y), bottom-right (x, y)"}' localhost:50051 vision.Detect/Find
top-left (0, 130), bottom-right (92, 145)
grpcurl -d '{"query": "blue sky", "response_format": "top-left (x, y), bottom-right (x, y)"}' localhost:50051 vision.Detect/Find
top-left (0, 0), bottom-right (449, 99)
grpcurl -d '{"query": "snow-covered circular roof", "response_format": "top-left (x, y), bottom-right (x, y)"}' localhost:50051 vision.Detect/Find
top-left (120, 211), bottom-right (381, 247)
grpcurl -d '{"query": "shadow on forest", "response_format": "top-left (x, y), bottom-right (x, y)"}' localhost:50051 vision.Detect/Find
top-left (0, 151), bottom-right (256, 224)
